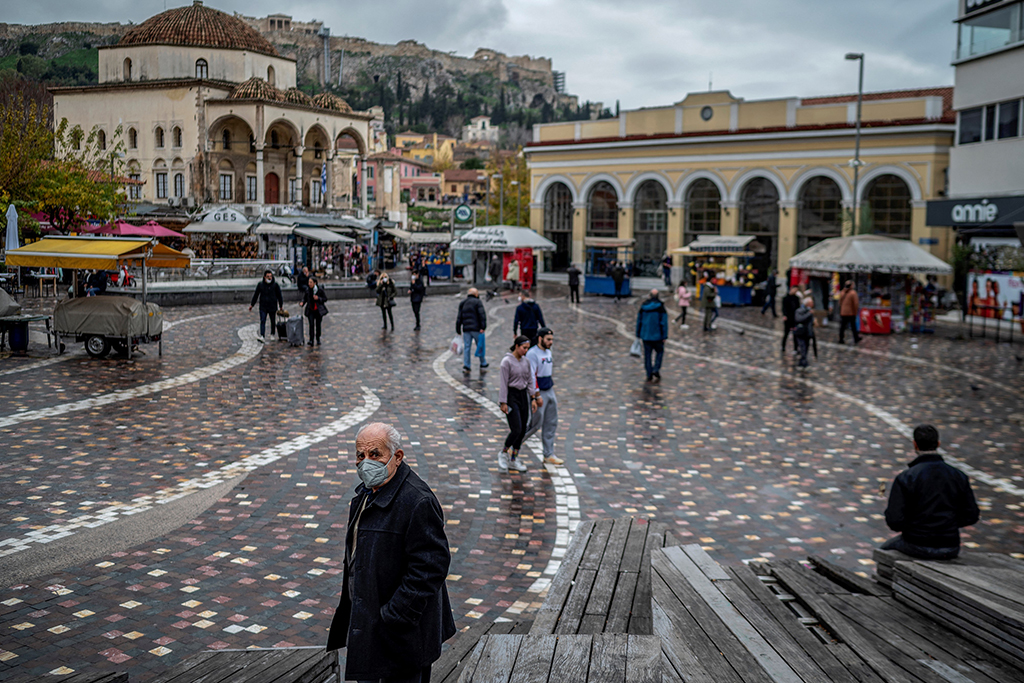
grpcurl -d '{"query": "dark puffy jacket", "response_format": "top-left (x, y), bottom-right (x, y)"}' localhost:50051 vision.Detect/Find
top-left (250, 278), bottom-right (283, 312)
top-left (885, 452), bottom-right (979, 548)
top-left (794, 306), bottom-right (814, 338)
top-left (514, 301), bottom-right (544, 334)
top-left (409, 278), bottom-right (426, 304)
top-left (326, 463), bottom-right (457, 679)
top-left (635, 298), bottom-right (668, 341)
top-left (567, 266), bottom-right (581, 287)
top-left (782, 293), bottom-right (800, 322)
top-left (456, 296), bottom-right (487, 333)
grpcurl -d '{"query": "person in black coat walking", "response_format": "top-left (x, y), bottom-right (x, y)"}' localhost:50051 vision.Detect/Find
top-left (249, 270), bottom-right (283, 342)
top-left (456, 288), bottom-right (488, 372)
top-left (327, 423), bottom-right (456, 682)
top-left (761, 270), bottom-right (778, 317)
top-left (780, 286), bottom-right (801, 353)
top-left (513, 292), bottom-right (545, 344)
top-left (296, 266), bottom-right (311, 298)
top-left (409, 272), bottom-right (426, 330)
top-left (303, 276), bottom-right (328, 346)
top-left (882, 424), bottom-right (979, 560)
top-left (611, 262), bottom-right (626, 301)
top-left (567, 264), bottom-right (581, 303)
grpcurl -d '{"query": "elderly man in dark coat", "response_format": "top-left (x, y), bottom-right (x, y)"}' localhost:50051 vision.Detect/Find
top-left (327, 422), bottom-right (455, 683)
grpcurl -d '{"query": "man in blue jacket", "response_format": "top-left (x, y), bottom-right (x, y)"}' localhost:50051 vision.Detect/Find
top-left (636, 289), bottom-right (669, 382)
top-left (513, 292), bottom-right (545, 345)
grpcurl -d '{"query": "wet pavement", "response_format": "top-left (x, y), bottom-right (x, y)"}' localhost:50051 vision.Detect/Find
top-left (0, 286), bottom-right (1021, 679)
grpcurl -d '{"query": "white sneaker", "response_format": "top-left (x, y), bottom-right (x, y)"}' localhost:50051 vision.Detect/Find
top-left (256, 335), bottom-right (265, 343)
top-left (510, 456), bottom-right (527, 472)
top-left (497, 451), bottom-right (510, 471)
top-left (680, 324), bottom-right (689, 329)
top-left (544, 455), bottom-right (565, 465)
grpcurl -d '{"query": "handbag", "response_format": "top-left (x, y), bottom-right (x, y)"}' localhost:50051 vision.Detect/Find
top-left (630, 338), bottom-right (642, 357)
top-left (318, 300), bottom-right (329, 317)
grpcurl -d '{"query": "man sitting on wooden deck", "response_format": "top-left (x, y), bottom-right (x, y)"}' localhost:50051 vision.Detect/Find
top-left (881, 424), bottom-right (980, 560)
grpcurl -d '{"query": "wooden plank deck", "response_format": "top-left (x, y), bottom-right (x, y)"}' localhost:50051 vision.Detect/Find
top-left (431, 619), bottom-right (532, 683)
top-left (146, 646), bottom-right (337, 683)
top-left (455, 634), bottom-right (662, 683)
top-left (8, 672), bottom-right (129, 683)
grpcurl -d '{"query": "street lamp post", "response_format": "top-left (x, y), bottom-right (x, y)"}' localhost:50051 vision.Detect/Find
top-left (477, 175), bottom-right (488, 226)
top-left (494, 173), bottom-right (504, 225)
top-left (845, 52), bottom-right (865, 236)
top-left (510, 180), bottom-right (520, 226)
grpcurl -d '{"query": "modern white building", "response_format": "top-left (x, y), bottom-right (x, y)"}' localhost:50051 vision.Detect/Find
top-left (926, 0), bottom-right (1024, 239)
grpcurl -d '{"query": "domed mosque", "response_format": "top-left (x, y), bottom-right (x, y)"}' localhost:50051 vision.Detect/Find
top-left (51, 1), bottom-right (372, 209)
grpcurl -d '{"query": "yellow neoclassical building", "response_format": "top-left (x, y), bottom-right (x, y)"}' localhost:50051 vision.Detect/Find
top-left (525, 88), bottom-right (956, 279)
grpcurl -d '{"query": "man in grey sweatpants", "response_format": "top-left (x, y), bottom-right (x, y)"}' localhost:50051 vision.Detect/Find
top-left (524, 328), bottom-right (564, 466)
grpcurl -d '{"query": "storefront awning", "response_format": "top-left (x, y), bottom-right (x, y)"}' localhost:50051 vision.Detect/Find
top-left (450, 225), bottom-right (556, 252)
top-left (294, 227), bottom-right (354, 243)
top-left (789, 235), bottom-right (952, 274)
top-left (254, 222), bottom-right (295, 235)
top-left (672, 235), bottom-right (765, 255)
top-left (584, 237), bottom-right (635, 248)
top-left (5, 236), bottom-right (191, 269)
top-left (382, 228), bottom-right (452, 244)
top-left (183, 221), bottom-right (252, 234)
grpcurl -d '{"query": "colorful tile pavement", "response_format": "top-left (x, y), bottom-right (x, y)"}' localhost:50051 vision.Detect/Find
top-left (0, 287), bottom-right (1021, 679)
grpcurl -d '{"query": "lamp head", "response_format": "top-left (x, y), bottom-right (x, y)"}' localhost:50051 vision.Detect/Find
top-left (845, 52), bottom-right (864, 61)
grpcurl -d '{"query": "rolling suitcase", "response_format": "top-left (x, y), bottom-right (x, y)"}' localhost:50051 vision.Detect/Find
top-left (285, 317), bottom-right (304, 346)
top-left (276, 318), bottom-right (288, 340)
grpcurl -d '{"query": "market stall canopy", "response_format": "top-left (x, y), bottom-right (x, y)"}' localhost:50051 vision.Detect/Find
top-left (95, 221), bottom-right (183, 238)
top-left (183, 221), bottom-right (252, 234)
top-left (672, 235), bottom-right (765, 257)
top-left (584, 237), bottom-right (635, 248)
top-left (449, 226), bottom-right (556, 252)
top-left (294, 227), bottom-right (354, 243)
top-left (5, 236), bottom-right (191, 270)
top-left (382, 227), bottom-right (452, 244)
top-left (254, 221), bottom-right (296, 235)
top-left (788, 235), bottom-right (952, 275)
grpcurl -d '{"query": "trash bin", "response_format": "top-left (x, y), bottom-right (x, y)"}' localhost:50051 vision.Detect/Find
top-left (8, 320), bottom-right (29, 352)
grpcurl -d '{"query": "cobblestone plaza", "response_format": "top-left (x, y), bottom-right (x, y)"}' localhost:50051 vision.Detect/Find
top-left (1, 287), bottom-right (1021, 678)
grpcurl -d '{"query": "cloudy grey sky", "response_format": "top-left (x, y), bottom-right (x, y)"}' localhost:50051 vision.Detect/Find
top-left (9, 0), bottom-right (960, 108)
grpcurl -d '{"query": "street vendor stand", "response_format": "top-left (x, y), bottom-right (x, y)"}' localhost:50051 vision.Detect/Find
top-left (583, 237), bottom-right (634, 296)
top-left (382, 228), bottom-right (453, 279)
top-left (5, 236), bottom-right (190, 356)
top-left (788, 234), bottom-right (952, 335)
top-left (671, 235), bottom-right (764, 305)
top-left (449, 226), bottom-right (556, 289)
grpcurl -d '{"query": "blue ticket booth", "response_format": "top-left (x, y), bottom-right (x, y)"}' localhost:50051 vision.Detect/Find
top-left (583, 237), bottom-right (635, 297)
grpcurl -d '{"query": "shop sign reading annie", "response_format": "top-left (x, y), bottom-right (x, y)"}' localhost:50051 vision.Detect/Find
top-left (926, 195), bottom-right (1024, 227)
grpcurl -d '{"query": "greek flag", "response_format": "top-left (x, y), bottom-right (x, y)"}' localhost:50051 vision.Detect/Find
top-left (320, 164), bottom-right (327, 204)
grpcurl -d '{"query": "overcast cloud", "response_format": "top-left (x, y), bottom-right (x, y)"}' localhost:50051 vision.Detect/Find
top-left (7, 0), bottom-right (959, 108)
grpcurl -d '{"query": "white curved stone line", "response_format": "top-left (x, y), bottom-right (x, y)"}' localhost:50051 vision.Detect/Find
top-left (430, 309), bottom-right (579, 604)
top-left (717, 318), bottom-right (1022, 398)
top-left (0, 387), bottom-right (380, 558)
top-left (0, 312), bottom-right (222, 379)
top-left (0, 324), bottom-right (263, 429)
top-left (573, 305), bottom-right (1024, 499)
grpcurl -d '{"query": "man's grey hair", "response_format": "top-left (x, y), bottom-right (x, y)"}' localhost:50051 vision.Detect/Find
top-left (356, 422), bottom-right (402, 456)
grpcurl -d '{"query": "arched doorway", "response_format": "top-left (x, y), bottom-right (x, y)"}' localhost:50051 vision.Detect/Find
top-left (797, 176), bottom-right (843, 253)
top-left (740, 178), bottom-right (779, 282)
top-left (863, 174), bottom-right (912, 238)
top-left (543, 182), bottom-right (573, 271)
top-left (633, 180), bottom-right (668, 277)
top-left (265, 172), bottom-right (280, 204)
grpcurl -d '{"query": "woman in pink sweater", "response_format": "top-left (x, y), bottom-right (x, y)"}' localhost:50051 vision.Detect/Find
top-left (498, 335), bottom-right (538, 473)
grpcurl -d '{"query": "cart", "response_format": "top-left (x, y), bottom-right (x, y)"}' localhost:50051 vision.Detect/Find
top-left (672, 235), bottom-right (764, 305)
top-left (584, 237), bottom-right (634, 297)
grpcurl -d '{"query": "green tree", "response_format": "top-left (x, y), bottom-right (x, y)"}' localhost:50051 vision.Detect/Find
top-left (485, 151), bottom-right (529, 226)
top-left (461, 157), bottom-right (484, 170)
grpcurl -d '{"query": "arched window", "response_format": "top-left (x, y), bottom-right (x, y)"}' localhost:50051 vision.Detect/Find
top-left (155, 127), bottom-right (164, 148)
top-left (222, 129), bottom-right (231, 151)
top-left (172, 127), bottom-right (182, 148)
top-left (587, 181), bottom-right (618, 237)
top-left (740, 177), bottom-right (780, 282)
top-left (797, 176), bottom-right (843, 253)
top-left (195, 58), bottom-right (208, 79)
top-left (685, 179), bottom-right (721, 238)
top-left (123, 58), bottom-right (132, 81)
top-left (543, 182), bottom-right (573, 271)
top-left (864, 174), bottom-right (912, 238)
top-left (97, 129), bottom-right (106, 151)
top-left (128, 127), bottom-right (138, 149)
top-left (267, 65), bottom-right (276, 86)
top-left (174, 172), bottom-right (185, 198)
top-left (633, 180), bottom-right (668, 276)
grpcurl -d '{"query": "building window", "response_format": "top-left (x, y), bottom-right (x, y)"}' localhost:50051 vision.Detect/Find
top-left (367, 185), bottom-right (375, 202)
top-left (123, 58), bottom-right (132, 81)
top-left (128, 128), bottom-right (137, 149)
top-left (312, 180), bottom-right (322, 204)
top-left (174, 173), bottom-right (185, 198)
top-left (685, 179), bottom-right (721, 237)
top-left (155, 127), bottom-right (165, 148)
top-left (985, 104), bottom-right (997, 141)
top-left (196, 59), bottom-right (208, 79)
top-left (97, 129), bottom-right (106, 150)
top-left (289, 178), bottom-right (297, 203)
top-left (957, 3), bottom-right (1022, 60)
top-left (129, 173), bottom-right (141, 200)
top-left (586, 181), bottom-right (618, 237)
top-left (999, 99), bottom-right (1021, 138)
top-left (222, 130), bottom-right (231, 151)
top-left (156, 172), bottom-right (168, 199)
top-left (246, 175), bottom-right (257, 202)
top-left (959, 107), bottom-right (984, 144)
top-left (864, 174), bottom-right (912, 239)
top-left (173, 127), bottom-right (183, 148)
top-left (797, 176), bottom-right (843, 253)
top-left (219, 173), bottom-right (233, 201)
top-left (633, 180), bottom-right (668, 275)
top-left (267, 65), bottom-right (275, 86)
top-left (366, 165), bottom-right (374, 179)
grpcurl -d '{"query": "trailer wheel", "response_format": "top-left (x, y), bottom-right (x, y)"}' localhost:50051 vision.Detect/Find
top-left (85, 335), bottom-right (110, 359)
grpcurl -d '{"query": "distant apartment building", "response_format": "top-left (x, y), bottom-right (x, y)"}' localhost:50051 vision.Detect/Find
top-left (441, 169), bottom-right (488, 199)
top-left (925, 0), bottom-right (1024, 242)
top-left (461, 116), bottom-right (500, 144)
top-left (355, 152), bottom-right (441, 205)
top-left (394, 131), bottom-right (456, 167)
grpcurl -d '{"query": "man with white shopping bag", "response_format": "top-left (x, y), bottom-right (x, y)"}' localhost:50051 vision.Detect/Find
top-left (455, 288), bottom-right (488, 374)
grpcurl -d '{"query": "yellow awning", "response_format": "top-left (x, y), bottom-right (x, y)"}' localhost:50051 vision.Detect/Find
top-left (5, 237), bottom-right (191, 270)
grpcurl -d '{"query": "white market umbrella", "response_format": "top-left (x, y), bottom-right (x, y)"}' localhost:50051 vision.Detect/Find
top-left (789, 234), bottom-right (952, 275)
top-left (449, 225), bottom-right (556, 252)
top-left (4, 205), bottom-right (18, 254)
